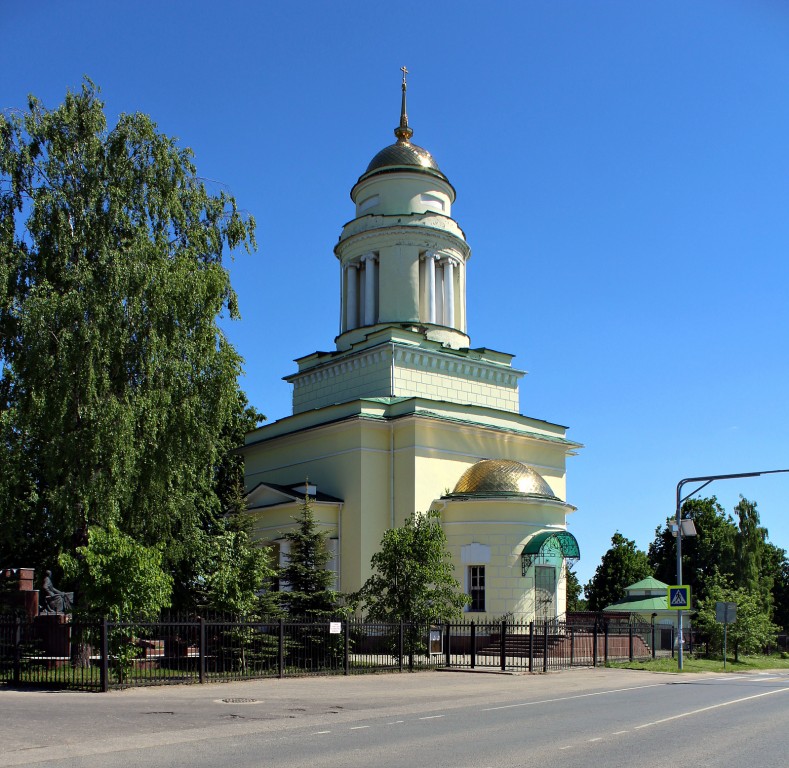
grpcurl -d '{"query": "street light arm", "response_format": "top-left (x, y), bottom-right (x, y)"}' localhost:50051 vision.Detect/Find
top-left (679, 479), bottom-right (714, 506)
top-left (676, 469), bottom-right (789, 514)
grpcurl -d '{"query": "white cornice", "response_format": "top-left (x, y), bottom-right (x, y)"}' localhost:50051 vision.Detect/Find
top-left (440, 520), bottom-right (569, 527)
top-left (288, 341), bottom-right (520, 391)
top-left (335, 224), bottom-right (470, 261)
top-left (392, 346), bottom-right (521, 388)
top-left (339, 212), bottom-right (467, 242)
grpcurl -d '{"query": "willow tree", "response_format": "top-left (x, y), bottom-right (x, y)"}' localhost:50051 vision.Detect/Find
top-left (0, 80), bottom-right (258, 591)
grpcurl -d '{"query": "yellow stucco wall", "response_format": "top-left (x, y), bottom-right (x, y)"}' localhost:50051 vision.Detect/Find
top-left (243, 399), bottom-right (578, 620)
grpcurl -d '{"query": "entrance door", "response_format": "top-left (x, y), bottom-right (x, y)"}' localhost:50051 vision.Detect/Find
top-left (535, 566), bottom-right (557, 621)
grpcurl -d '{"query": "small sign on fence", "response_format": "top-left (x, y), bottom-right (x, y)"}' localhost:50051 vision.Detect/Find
top-left (429, 629), bottom-right (442, 655)
top-left (329, 621), bottom-right (342, 634)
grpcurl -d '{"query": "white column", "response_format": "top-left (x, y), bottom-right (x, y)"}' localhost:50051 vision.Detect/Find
top-left (362, 252), bottom-right (377, 326)
top-left (425, 252), bottom-right (437, 324)
top-left (339, 264), bottom-right (346, 333)
top-left (345, 263), bottom-right (358, 330)
top-left (443, 258), bottom-right (455, 328)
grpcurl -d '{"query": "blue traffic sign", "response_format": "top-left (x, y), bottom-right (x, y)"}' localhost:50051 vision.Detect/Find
top-left (668, 585), bottom-right (691, 609)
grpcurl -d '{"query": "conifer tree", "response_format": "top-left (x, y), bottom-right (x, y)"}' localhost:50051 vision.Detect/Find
top-left (278, 495), bottom-right (341, 619)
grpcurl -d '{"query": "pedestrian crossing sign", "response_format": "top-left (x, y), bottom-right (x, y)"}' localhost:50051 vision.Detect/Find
top-left (668, 586), bottom-right (691, 609)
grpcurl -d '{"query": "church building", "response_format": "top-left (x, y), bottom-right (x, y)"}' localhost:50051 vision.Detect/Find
top-left (241, 72), bottom-right (582, 621)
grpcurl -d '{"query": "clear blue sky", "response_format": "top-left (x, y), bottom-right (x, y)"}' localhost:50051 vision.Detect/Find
top-left (3, 1), bottom-right (788, 588)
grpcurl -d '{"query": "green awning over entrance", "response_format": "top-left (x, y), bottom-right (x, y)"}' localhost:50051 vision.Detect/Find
top-left (522, 530), bottom-right (580, 559)
top-left (520, 530), bottom-right (580, 575)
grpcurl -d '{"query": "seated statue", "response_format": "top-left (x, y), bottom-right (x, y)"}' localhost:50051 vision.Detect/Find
top-left (41, 570), bottom-right (74, 613)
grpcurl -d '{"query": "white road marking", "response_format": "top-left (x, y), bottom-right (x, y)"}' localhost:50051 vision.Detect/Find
top-left (387, 720), bottom-right (405, 724)
top-left (588, 737), bottom-right (602, 742)
top-left (312, 731), bottom-right (331, 735)
top-left (612, 730), bottom-right (629, 735)
top-left (481, 683), bottom-right (665, 711)
top-left (349, 726), bottom-right (370, 730)
top-left (559, 746), bottom-right (573, 750)
top-left (634, 687), bottom-right (789, 730)
top-left (419, 715), bottom-right (444, 720)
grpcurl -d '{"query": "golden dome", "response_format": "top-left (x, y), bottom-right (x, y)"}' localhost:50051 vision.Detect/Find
top-left (357, 66), bottom-right (450, 186)
top-left (450, 459), bottom-right (557, 498)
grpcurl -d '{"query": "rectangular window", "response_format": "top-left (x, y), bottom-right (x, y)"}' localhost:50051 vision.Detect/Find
top-left (468, 565), bottom-right (485, 612)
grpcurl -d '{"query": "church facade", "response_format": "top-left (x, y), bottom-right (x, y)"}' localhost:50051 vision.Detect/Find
top-left (241, 74), bottom-right (582, 621)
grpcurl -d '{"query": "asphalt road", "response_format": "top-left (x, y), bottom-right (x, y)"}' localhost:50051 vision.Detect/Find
top-left (2, 668), bottom-right (788, 767)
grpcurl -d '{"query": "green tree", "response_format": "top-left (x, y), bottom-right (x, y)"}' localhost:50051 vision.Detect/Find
top-left (694, 574), bottom-right (779, 658)
top-left (584, 532), bottom-right (653, 612)
top-left (648, 497), bottom-right (737, 604)
top-left (59, 524), bottom-right (172, 620)
top-left (166, 392), bottom-right (266, 612)
top-left (278, 496), bottom-right (342, 619)
top-left (196, 526), bottom-right (276, 618)
top-left (764, 544), bottom-right (789, 632)
top-left (354, 510), bottom-right (469, 630)
top-left (565, 564), bottom-right (586, 612)
top-left (734, 496), bottom-right (770, 604)
top-left (0, 81), bottom-right (258, 595)
top-left (59, 524), bottom-right (173, 682)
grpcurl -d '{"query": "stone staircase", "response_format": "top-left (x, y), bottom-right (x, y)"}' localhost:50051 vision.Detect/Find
top-left (476, 631), bottom-right (563, 658)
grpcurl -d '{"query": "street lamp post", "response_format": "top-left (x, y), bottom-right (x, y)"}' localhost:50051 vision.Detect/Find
top-left (673, 468), bottom-right (789, 670)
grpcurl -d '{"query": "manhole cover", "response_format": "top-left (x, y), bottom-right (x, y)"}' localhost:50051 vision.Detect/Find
top-left (218, 697), bottom-right (261, 704)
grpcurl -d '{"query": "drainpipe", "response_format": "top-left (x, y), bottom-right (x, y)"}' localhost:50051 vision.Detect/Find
top-left (390, 422), bottom-right (395, 528)
top-left (337, 502), bottom-right (344, 592)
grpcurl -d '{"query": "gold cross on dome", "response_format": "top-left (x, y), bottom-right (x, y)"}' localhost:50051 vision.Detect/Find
top-left (401, 66), bottom-right (409, 86)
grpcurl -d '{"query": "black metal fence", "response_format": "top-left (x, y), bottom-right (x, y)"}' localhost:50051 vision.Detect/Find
top-left (0, 614), bottom-right (666, 691)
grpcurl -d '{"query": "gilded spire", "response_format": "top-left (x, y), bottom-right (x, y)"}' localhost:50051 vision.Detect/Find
top-left (394, 65), bottom-right (414, 143)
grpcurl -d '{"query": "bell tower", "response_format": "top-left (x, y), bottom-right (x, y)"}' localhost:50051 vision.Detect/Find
top-left (337, 66), bottom-right (469, 350)
top-left (285, 71), bottom-right (524, 416)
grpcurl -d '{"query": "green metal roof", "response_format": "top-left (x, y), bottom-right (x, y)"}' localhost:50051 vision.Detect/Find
top-left (603, 596), bottom-right (670, 613)
top-left (626, 577), bottom-right (668, 592)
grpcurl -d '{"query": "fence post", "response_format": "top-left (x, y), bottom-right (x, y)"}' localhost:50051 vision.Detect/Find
top-left (651, 622), bottom-right (656, 659)
top-left (671, 626), bottom-right (675, 659)
top-left (500, 620), bottom-right (507, 671)
top-left (13, 615), bottom-right (21, 686)
top-left (593, 623), bottom-right (598, 667)
top-left (470, 621), bottom-right (476, 669)
top-left (100, 618), bottom-right (109, 693)
top-left (278, 618), bottom-right (285, 679)
top-left (344, 620), bottom-right (350, 676)
top-left (629, 624), bottom-right (634, 662)
top-left (444, 623), bottom-right (451, 668)
top-left (542, 620), bottom-right (548, 673)
top-left (199, 617), bottom-right (206, 684)
top-left (570, 627), bottom-right (575, 666)
top-left (398, 622), bottom-right (404, 673)
top-left (528, 621), bottom-right (534, 673)
top-left (604, 623), bottom-right (609, 666)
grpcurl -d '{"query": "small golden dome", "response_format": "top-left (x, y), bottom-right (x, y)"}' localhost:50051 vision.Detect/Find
top-left (357, 66), bottom-right (450, 186)
top-left (450, 459), bottom-right (557, 498)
